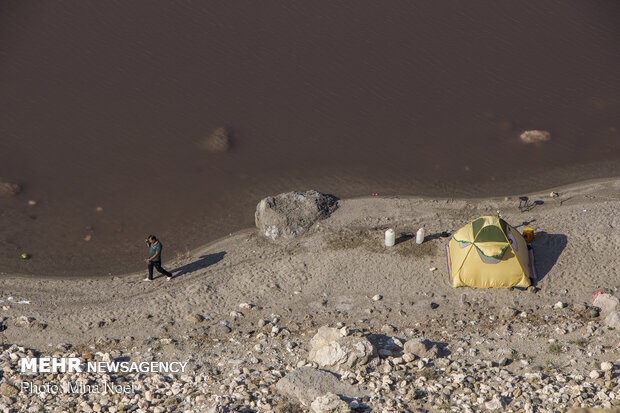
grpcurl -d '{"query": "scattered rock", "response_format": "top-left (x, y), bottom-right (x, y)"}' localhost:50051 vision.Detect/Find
top-left (275, 367), bottom-right (367, 406)
top-left (310, 393), bottom-right (351, 413)
top-left (380, 324), bottom-right (397, 335)
top-left (520, 130), bottom-right (550, 144)
top-left (500, 307), bottom-right (519, 318)
top-left (202, 127), bottom-right (231, 153)
top-left (429, 302), bottom-right (439, 310)
top-left (600, 361), bottom-right (614, 372)
top-left (14, 316), bottom-right (36, 328)
top-left (403, 338), bottom-right (443, 358)
top-left (554, 301), bottom-right (567, 309)
top-left (485, 395), bottom-right (506, 410)
top-left (255, 191), bottom-right (338, 241)
top-left (308, 326), bottom-right (376, 372)
top-left (0, 382), bottom-right (18, 398)
top-left (372, 295), bottom-right (382, 302)
top-left (186, 314), bottom-right (205, 323)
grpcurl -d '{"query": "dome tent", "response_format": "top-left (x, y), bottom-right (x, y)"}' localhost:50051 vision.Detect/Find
top-left (447, 216), bottom-right (532, 288)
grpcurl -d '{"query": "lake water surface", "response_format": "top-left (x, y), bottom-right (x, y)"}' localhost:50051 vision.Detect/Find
top-left (1, 1), bottom-right (619, 276)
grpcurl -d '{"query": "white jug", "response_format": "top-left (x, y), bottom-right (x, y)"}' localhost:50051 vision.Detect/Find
top-left (385, 229), bottom-right (395, 247)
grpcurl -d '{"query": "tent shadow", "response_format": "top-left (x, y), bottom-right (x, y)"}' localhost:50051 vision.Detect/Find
top-left (531, 232), bottom-right (567, 285)
top-left (171, 251), bottom-right (226, 278)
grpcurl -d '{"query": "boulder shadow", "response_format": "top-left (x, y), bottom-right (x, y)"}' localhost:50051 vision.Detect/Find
top-left (531, 232), bottom-right (567, 284)
top-left (171, 251), bottom-right (226, 278)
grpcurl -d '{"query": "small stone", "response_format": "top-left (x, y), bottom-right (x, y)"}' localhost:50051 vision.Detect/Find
top-left (430, 302), bottom-right (439, 309)
top-left (600, 361), bottom-right (613, 371)
top-left (498, 357), bottom-right (511, 367)
top-left (589, 370), bottom-right (601, 379)
top-left (429, 267), bottom-right (437, 272)
top-left (372, 295), bottom-right (383, 302)
top-left (550, 191), bottom-right (559, 198)
top-left (219, 325), bottom-right (232, 333)
top-left (381, 324), bottom-right (397, 334)
top-left (554, 301), bottom-right (567, 309)
top-left (28, 200), bottom-right (37, 206)
top-left (500, 307), bottom-right (518, 318)
top-left (310, 392), bottom-right (351, 413)
top-left (186, 314), bottom-right (204, 323)
top-left (485, 395), bottom-right (505, 410)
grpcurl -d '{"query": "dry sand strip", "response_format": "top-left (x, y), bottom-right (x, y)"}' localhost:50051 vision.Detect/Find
top-left (0, 178), bottom-right (618, 412)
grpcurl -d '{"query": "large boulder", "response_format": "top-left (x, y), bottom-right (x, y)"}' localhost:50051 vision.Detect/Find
top-left (311, 393), bottom-right (351, 413)
top-left (255, 190), bottom-right (338, 241)
top-left (275, 367), bottom-right (367, 407)
top-left (593, 293), bottom-right (619, 316)
top-left (308, 326), bottom-right (376, 372)
top-left (0, 179), bottom-right (20, 197)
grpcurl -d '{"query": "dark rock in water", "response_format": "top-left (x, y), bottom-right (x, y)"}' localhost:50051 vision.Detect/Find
top-left (255, 190), bottom-right (338, 241)
top-left (202, 127), bottom-right (231, 153)
top-left (0, 179), bottom-right (21, 197)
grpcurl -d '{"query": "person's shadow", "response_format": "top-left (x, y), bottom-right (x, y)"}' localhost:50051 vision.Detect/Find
top-left (171, 251), bottom-right (226, 278)
top-left (531, 232), bottom-right (567, 284)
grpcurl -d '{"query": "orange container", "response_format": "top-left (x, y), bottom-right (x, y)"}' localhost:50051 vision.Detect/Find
top-left (522, 227), bottom-right (535, 243)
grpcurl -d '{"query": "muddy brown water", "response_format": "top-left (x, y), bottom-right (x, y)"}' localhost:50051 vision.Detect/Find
top-left (1, 1), bottom-right (619, 276)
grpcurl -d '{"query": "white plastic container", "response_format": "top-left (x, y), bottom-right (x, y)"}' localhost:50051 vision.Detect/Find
top-left (416, 228), bottom-right (425, 244)
top-left (385, 229), bottom-right (395, 247)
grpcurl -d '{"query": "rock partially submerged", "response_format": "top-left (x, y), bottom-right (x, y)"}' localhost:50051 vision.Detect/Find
top-left (202, 127), bottom-right (231, 153)
top-left (520, 130), bottom-right (551, 143)
top-left (275, 367), bottom-right (367, 406)
top-left (308, 326), bottom-right (376, 372)
top-left (255, 190), bottom-right (338, 241)
top-left (0, 179), bottom-right (21, 197)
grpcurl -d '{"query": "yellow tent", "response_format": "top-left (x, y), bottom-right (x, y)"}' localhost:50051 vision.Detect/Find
top-left (447, 216), bottom-right (531, 288)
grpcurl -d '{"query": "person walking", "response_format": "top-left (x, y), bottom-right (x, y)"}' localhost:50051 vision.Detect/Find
top-left (144, 235), bottom-right (173, 281)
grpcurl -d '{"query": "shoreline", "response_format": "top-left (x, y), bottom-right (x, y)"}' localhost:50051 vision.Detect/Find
top-left (4, 175), bottom-right (619, 280)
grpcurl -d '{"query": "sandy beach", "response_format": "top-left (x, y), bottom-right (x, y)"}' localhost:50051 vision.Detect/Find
top-left (0, 179), bottom-right (619, 411)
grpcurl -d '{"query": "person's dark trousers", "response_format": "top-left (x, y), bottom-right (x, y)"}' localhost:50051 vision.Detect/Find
top-left (148, 260), bottom-right (172, 280)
